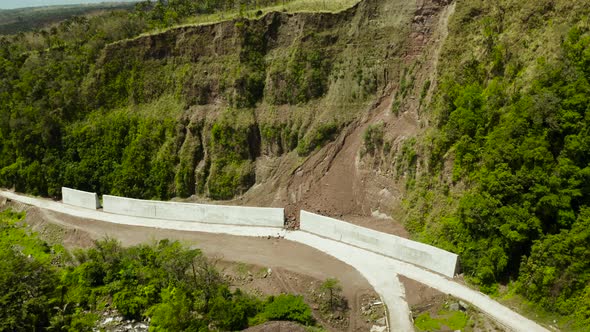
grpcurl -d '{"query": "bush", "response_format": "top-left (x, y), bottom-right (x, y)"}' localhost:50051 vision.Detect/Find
top-left (113, 288), bottom-right (148, 319)
top-left (147, 286), bottom-right (206, 332)
top-left (362, 122), bottom-right (384, 156)
top-left (297, 123), bottom-right (339, 156)
top-left (209, 288), bottom-right (262, 330)
top-left (254, 294), bottom-right (314, 326)
top-left (207, 159), bottom-right (255, 200)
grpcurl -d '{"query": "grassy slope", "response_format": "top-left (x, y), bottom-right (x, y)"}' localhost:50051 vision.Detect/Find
top-left (119, 0), bottom-right (360, 42)
top-left (0, 2), bottom-right (136, 35)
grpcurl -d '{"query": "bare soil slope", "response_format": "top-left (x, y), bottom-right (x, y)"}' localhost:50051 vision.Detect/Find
top-left (240, 0), bottom-right (455, 235)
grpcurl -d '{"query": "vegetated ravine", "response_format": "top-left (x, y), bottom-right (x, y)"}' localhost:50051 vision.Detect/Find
top-left (1, 0), bottom-right (590, 329)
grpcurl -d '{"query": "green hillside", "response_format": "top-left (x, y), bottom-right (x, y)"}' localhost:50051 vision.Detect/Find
top-left (0, 209), bottom-right (315, 331)
top-left (401, 0), bottom-right (590, 329)
top-left (1, 0), bottom-right (590, 329)
top-left (0, 3), bottom-right (136, 35)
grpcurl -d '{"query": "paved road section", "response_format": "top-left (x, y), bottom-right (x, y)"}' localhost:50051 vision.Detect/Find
top-left (300, 210), bottom-right (458, 277)
top-left (0, 190), bottom-right (550, 332)
top-left (289, 231), bottom-right (549, 332)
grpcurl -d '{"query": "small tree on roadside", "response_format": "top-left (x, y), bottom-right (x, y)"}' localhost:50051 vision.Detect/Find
top-left (320, 278), bottom-right (344, 312)
top-left (191, 254), bottom-right (224, 313)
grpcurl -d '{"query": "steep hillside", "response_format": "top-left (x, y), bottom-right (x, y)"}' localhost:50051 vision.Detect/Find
top-left (75, 0), bottom-right (454, 222)
top-left (397, 0), bottom-right (590, 329)
top-left (0, 0), bottom-right (363, 199)
top-left (2, 0), bottom-right (590, 328)
top-left (1, 0), bottom-right (447, 205)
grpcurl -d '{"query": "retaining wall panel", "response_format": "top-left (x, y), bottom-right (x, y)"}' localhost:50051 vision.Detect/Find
top-left (103, 195), bottom-right (156, 218)
top-left (61, 187), bottom-right (100, 210)
top-left (102, 195), bottom-right (284, 227)
top-left (300, 210), bottom-right (458, 277)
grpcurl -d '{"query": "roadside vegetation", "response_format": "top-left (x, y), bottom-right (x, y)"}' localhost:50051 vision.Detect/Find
top-left (414, 311), bottom-right (468, 332)
top-left (0, 208), bottom-right (317, 331)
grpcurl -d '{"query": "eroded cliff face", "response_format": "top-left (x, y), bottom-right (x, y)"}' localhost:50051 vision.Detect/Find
top-left (83, 0), bottom-right (453, 221)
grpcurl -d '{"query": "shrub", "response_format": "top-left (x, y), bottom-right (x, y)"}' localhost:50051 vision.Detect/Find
top-left (255, 294), bottom-right (314, 326)
top-left (207, 159), bottom-right (255, 200)
top-left (113, 288), bottom-right (148, 319)
top-left (297, 123), bottom-right (339, 156)
top-left (362, 122), bottom-right (384, 156)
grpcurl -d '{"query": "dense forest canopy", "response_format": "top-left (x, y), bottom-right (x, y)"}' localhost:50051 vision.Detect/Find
top-left (402, 0), bottom-right (590, 328)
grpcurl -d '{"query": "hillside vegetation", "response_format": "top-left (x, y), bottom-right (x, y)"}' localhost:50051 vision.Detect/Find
top-left (0, 0), bottom-right (402, 200)
top-left (399, 0), bottom-right (590, 329)
top-left (0, 3), bottom-right (136, 35)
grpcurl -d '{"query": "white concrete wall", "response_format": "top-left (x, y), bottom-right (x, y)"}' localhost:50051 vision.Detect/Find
top-left (102, 195), bottom-right (284, 228)
top-left (61, 187), bottom-right (100, 209)
top-left (300, 210), bottom-right (458, 277)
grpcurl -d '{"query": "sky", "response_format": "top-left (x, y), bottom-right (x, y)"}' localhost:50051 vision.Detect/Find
top-left (0, 0), bottom-right (138, 10)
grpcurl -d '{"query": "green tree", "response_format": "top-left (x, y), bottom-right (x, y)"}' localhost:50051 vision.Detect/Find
top-left (258, 294), bottom-right (314, 325)
top-left (320, 278), bottom-right (344, 312)
top-left (147, 286), bottom-right (206, 331)
top-left (0, 210), bottom-right (59, 331)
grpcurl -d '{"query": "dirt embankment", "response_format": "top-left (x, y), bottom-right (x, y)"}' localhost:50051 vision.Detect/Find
top-left (238, 0), bottom-right (455, 235)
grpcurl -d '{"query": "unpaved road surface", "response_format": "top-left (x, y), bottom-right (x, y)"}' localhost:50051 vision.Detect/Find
top-left (0, 190), bottom-right (549, 332)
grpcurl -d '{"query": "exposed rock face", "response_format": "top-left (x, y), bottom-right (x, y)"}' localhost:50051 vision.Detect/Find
top-left (95, 311), bottom-right (149, 332)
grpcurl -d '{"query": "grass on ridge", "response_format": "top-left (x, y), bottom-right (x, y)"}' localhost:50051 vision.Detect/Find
top-left (133, 0), bottom-right (360, 39)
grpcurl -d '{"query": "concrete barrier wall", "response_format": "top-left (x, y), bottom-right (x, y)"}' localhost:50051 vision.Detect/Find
top-left (102, 195), bottom-right (284, 228)
top-left (300, 211), bottom-right (458, 277)
top-left (62, 187), bottom-right (100, 209)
